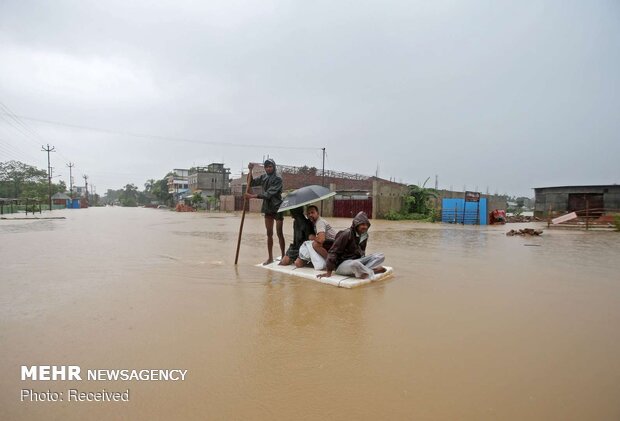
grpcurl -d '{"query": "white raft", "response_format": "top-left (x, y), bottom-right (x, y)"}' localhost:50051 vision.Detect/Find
top-left (257, 259), bottom-right (394, 288)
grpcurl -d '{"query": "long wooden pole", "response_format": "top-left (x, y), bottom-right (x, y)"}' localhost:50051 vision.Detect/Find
top-left (234, 169), bottom-right (253, 265)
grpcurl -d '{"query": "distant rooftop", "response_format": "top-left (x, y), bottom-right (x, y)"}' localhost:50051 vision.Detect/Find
top-left (534, 184), bottom-right (619, 190)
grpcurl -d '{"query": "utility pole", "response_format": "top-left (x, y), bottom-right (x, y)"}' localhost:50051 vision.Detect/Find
top-left (435, 174), bottom-right (438, 190)
top-left (41, 144), bottom-right (56, 211)
top-left (321, 147), bottom-right (326, 187)
top-left (321, 147), bottom-right (326, 214)
top-left (83, 174), bottom-right (89, 206)
top-left (67, 162), bottom-right (75, 198)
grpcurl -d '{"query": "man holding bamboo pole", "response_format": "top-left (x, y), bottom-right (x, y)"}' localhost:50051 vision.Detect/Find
top-left (245, 159), bottom-right (285, 265)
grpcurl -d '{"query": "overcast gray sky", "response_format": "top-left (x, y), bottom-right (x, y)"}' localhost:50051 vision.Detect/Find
top-left (1, 0), bottom-right (618, 197)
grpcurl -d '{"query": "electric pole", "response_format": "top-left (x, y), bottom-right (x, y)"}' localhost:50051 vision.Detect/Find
top-left (321, 147), bottom-right (326, 214)
top-left (83, 174), bottom-right (89, 205)
top-left (67, 162), bottom-right (75, 198)
top-left (41, 144), bottom-right (56, 211)
top-left (321, 147), bottom-right (326, 187)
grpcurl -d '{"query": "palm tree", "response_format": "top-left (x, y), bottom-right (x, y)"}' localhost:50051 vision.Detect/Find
top-left (144, 179), bottom-right (156, 193)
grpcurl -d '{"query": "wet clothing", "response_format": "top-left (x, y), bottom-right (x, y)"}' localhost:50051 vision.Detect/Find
top-left (250, 160), bottom-right (283, 215)
top-left (326, 211), bottom-right (372, 272)
top-left (265, 211), bottom-right (284, 221)
top-left (314, 217), bottom-right (337, 241)
top-left (335, 253), bottom-right (385, 280)
top-left (285, 213), bottom-right (314, 260)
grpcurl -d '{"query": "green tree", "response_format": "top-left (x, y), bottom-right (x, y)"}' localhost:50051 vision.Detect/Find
top-left (406, 177), bottom-right (437, 215)
top-left (119, 184), bottom-right (139, 207)
top-left (191, 192), bottom-right (204, 207)
top-left (103, 188), bottom-right (122, 205)
top-left (0, 160), bottom-right (48, 198)
top-left (152, 174), bottom-right (173, 206)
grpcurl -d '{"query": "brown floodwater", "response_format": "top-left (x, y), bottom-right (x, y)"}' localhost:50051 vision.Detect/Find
top-left (1, 207), bottom-right (619, 420)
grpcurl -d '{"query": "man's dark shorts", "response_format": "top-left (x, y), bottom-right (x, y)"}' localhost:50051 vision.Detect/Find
top-left (285, 245), bottom-right (300, 260)
top-left (265, 212), bottom-right (284, 221)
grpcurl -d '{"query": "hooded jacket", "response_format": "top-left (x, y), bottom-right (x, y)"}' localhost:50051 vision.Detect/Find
top-left (250, 159), bottom-right (283, 214)
top-left (325, 211), bottom-right (371, 271)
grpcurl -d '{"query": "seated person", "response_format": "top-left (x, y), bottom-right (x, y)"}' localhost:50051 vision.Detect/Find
top-left (317, 211), bottom-right (387, 280)
top-left (279, 207), bottom-right (314, 266)
top-left (307, 205), bottom-right (338, 257)
top-left (294, 205), bottom-right (338, 268)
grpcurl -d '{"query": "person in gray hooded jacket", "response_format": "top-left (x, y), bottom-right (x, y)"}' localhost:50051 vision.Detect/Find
top-left (245, 159), bottom-right (286, 265)
top-left (317, 211), bottom-right (386, 280)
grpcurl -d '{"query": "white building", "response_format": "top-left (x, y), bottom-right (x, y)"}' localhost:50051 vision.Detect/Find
top-left (167, 169), bottom-right (189, 195)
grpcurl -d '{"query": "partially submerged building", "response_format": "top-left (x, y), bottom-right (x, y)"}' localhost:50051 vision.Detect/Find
top-left (188, 163), bottom-right (231, 197)
top-left (167, 169), bottom-right (189, 194)
top-left (534, 184), bottom-right (620, 217)
top-left (227, 163), bottom-right (408, 218)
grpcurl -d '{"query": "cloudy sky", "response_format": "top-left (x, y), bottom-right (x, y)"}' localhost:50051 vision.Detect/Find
top-left (1, 0), bottom-right (618, 196)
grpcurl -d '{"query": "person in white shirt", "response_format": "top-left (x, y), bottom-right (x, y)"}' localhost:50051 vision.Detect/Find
top-left (294, 205), bottom-right (338, 268)
top-left (306, 205), bottom-right (337, 257)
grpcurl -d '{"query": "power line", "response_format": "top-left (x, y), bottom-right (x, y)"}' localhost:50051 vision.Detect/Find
top-left (0, 134), bottom-right (42, 163)
top-left (2, 113), bottom-right (321, 151)
top-left (0, 102), bottom-right (46, 145)
top-left (0, 103), bottom-right (73, 163)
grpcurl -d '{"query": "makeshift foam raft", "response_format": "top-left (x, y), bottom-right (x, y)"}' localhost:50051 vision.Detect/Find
top-left (257, 260), bottom-right (394, 288)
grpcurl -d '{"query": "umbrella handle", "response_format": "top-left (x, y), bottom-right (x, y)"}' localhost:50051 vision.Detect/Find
top-left (234, 170), bottom-right (253, 265)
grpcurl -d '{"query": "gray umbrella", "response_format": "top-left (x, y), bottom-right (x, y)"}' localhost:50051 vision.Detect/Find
top-left (278, 185), bottom-right (336, 213)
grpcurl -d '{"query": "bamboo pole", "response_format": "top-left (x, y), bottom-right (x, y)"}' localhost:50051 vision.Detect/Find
top-left (234, 169), bottom-right (253, 265)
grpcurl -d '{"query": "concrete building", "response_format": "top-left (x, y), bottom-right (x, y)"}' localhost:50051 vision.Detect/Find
top-left (188, 163), bottom-right (231, 197)
top-left (534, 184), bottom-right (620, 217)
top-left (74, 186), bottom-right (85, 197)
top-left (227, 163), bottom-right (409, 218)
top-left (167, 169), bottom-right (189, 195)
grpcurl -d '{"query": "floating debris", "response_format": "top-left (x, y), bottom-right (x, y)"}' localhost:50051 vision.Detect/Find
top-left (506, 215), bottom-right (542, 223)
top-left (506, 228), bottom-right (543, 237)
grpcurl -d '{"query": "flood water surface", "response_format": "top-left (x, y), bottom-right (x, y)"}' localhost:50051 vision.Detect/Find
top-left (1, 207), bottom-right (619, 420)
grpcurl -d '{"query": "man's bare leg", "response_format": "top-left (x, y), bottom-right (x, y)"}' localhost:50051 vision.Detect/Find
top-left (294, 258), bottom-right (306, 268)
top-left (263, 216), bottom-right (274, 265)
top-left (279, 255), bottom-right (291, 266)
top-left (312, 240), bottom-right (328, 258)
top-left (373, 266), bottom-right (387, 274)
top-left (276, 219), bottom-right (285, 259)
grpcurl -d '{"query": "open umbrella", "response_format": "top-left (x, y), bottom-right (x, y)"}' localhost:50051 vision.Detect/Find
top-left (278, 185), bottom-right (336, 213)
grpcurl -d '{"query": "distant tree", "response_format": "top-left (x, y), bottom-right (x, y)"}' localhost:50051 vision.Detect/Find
top-left (406, 177), bottom-right (438, 215)
top-left (152, 174), bottom-right (173, 205)
top-left (0, 160), bottom-right (47, 198)
top-left (191, 192), bottom-right (204, 207)
top-left (103, 188), bottom-right (122, 204)
top-left (144, 179), bottom-right (156, 193)
top-left (119, 184), bottom-right (139, 207)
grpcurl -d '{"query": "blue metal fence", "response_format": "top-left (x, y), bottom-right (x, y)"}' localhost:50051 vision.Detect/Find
top-left (441, 198), bottom-right (487, 225)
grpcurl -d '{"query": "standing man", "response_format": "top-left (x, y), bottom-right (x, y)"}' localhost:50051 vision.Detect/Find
top-left (245, 159), bottom-right (285, 265)
top-left (317, 211), bottom-right (386, 280)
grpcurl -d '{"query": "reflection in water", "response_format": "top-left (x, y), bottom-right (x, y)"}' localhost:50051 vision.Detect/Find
top-left (1, 208), bottom-right (619, 420)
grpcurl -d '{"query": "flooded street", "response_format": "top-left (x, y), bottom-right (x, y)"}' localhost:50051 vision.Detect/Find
top-left (2, 207), bottom-right (620, 420)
